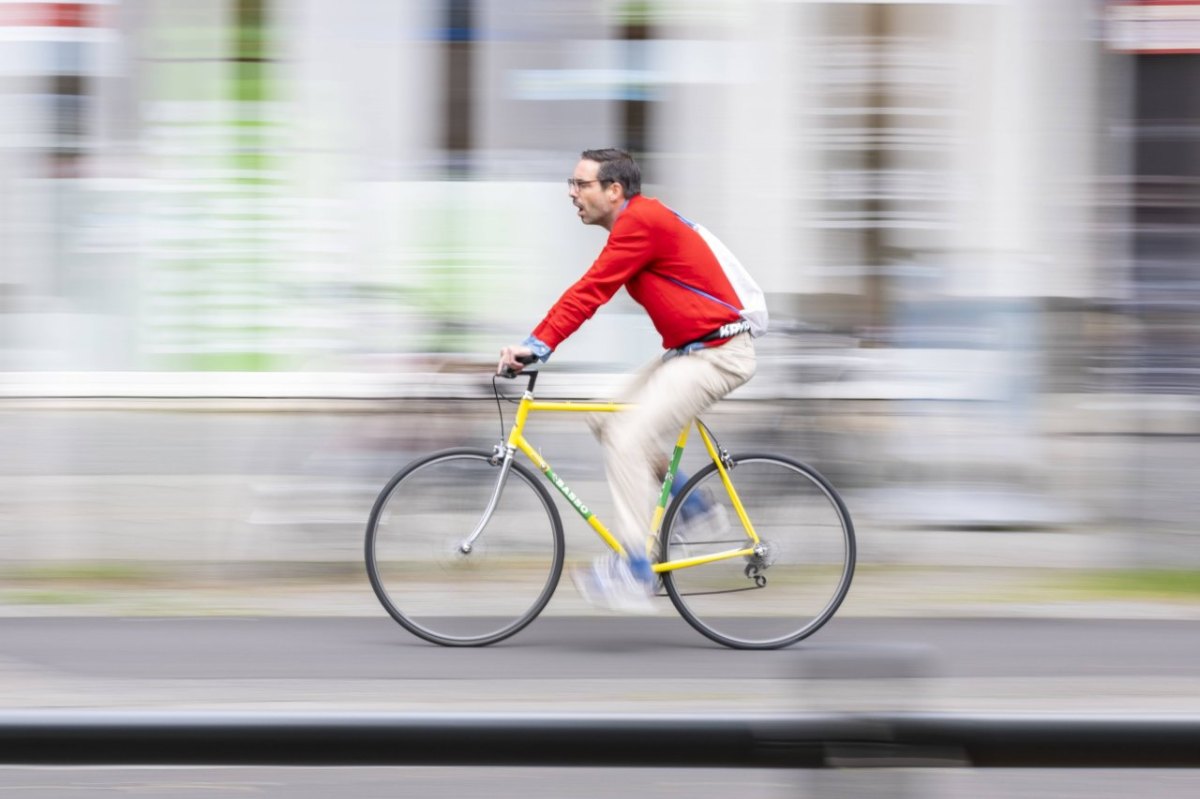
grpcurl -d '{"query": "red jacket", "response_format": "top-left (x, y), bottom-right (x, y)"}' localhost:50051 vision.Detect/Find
top-left (532, 195), bottom-right (743, 352)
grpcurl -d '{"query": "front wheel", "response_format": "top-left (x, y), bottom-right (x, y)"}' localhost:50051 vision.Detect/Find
top-left (660, 453), bottom-right (855, 649)
top-left (365, 448), bottom-right (565, 646)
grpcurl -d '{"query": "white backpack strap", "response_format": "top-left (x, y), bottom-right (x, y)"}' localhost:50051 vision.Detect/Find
top-left (665, 205), bottom-right (770, 338)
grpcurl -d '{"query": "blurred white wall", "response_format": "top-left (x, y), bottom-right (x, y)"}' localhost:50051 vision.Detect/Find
top-left (0, 0), bottom-right (1133, 376)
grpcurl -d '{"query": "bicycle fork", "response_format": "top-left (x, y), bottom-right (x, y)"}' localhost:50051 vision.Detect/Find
top-left (457, 444), bottom-right (515, 555)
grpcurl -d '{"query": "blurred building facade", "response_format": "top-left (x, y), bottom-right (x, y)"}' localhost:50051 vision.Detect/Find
top-left (3, 0), bottom-right (1187, 383)
top-left (2, 0), bottom-right (1199, 562)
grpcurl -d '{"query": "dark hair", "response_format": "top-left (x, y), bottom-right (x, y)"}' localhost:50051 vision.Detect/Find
top-left (581, 148), bottom-right (641, 198)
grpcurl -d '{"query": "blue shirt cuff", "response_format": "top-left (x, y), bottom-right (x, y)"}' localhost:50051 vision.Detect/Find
top-left (522, 335), bottom-right (553, 362)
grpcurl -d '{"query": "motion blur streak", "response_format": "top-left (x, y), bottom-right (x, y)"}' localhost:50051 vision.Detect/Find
top-left (0, 9), bottom-right (1197, 798)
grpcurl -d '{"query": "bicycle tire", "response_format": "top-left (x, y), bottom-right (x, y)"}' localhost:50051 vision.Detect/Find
top-left (365, 448), bottom-right (565, 646)
top-left (659, 453), bottom-right (855, 649)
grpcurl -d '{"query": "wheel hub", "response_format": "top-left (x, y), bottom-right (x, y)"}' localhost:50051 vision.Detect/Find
top-left (747, 541), bottom-right (775, 569)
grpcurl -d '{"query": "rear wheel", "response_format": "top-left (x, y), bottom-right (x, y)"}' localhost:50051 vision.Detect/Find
top-left (365, 448), bottom-right (564, 646)
top-left (660, 453), bottom-right (855, 649)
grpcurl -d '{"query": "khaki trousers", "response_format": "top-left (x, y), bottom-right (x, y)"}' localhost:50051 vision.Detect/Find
top-left (590, 332), bottom-right (757, 557)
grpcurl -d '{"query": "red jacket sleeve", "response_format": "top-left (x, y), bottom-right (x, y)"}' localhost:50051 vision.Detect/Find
top-left (531, 212), bottom-right (652, 350)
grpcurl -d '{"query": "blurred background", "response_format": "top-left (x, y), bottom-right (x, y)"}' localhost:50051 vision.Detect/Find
top-left (0, 0), bottom-right (1197, 601)
top-left (2, 2), bottom-right (1199, 796)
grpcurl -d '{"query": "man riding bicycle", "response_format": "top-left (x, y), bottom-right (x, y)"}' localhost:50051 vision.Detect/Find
top-left (498, 148), bottom-right (761, 613)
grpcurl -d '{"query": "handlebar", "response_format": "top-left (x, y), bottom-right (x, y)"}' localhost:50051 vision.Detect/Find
top-left (499, 353), bottom-right (539, 381)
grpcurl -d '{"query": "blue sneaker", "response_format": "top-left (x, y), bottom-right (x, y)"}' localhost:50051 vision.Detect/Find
top-left (675, 489), bottom-right (731, 544)
top-left (571, 554), bottom-right (656, 614)
top-left (677, 483), bottom-right (712, 523)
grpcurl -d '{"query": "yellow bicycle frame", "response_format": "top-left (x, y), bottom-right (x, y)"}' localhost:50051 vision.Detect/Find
top-left (503, 388), bottom-right (760, 574)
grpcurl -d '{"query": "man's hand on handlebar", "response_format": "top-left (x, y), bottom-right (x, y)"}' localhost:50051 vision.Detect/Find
top-left (498, 345), bottom-right (537, 377)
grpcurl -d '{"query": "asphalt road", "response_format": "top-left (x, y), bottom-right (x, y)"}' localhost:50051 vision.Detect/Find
top-left (1, 616), bottom-right (1197, 708)
top-left (2, 616), bottom-right (1197, 798)
top-left (0, 766), bottom-right (1195, 799)
top-left (0, 616), bottom-right (1196, 678)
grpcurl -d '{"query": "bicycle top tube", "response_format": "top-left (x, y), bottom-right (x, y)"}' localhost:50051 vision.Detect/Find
top-left (501, 367), bottom-right (633, 412)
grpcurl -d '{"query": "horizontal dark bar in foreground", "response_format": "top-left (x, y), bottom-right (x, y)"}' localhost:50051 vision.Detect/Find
top-left (1, 712), bottom-right (1197, 768)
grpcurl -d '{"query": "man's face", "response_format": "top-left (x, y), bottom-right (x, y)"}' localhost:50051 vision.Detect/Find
top-left (568, 159), bottom-right (620, 228)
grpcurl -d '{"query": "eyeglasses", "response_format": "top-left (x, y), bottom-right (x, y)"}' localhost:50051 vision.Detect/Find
top-left (566, 178), bottom-right (611, 191)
